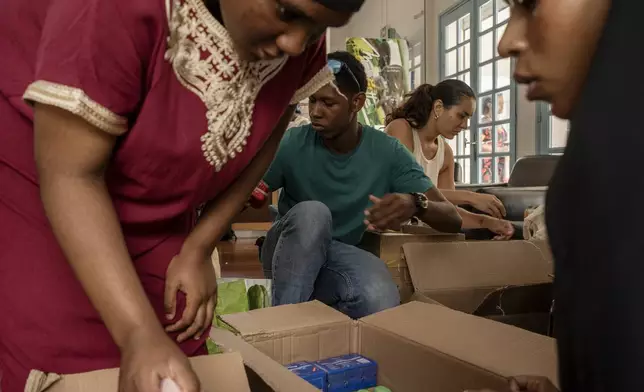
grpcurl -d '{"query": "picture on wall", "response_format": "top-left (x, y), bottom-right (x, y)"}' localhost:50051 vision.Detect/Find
top-left (346, 37), bottom-right (411, 129)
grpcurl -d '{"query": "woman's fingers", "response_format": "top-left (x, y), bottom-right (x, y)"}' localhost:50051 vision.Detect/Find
top-left (177, 305), bottom-right (207, 343)
top-left (488, 202), bottom-right (503, 219)
top-left (167, 293), bottom-right (200, 333)
top-left (163, 275), bottom-right (179, 321)
top-left (196, 296), bottom-right (217, 341)
top-left (495, 197), bottom-right (507, 217)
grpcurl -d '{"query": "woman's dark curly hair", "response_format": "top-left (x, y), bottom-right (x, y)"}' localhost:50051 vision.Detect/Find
top-left (386, 79), bottom-right (475, 129)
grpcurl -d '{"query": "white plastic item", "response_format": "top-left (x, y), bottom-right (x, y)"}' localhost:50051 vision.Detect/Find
top-left (160, 378), bottom-right (182, 392)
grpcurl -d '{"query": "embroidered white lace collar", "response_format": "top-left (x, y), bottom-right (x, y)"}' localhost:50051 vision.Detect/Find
top-left (165, 0), bottom-right (287, 171)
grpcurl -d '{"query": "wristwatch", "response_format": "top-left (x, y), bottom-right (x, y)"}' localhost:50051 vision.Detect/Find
top-left (409, 192), bottom-right (429, 215)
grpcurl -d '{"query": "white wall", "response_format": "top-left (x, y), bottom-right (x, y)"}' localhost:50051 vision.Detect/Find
top-left (329, 0), bottom-right (425, 52)
top-left (424, 0), bottom-right (537, 158)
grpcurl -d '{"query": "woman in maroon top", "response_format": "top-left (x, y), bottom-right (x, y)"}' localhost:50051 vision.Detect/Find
top-left (0, 0), bottom-right (362, 391)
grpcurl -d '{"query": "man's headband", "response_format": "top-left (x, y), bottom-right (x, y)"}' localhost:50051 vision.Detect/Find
top-left (313, 0), bottom-right (364, 12)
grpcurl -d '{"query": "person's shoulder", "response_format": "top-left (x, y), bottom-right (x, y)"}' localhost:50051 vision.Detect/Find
top-left (364, 125), bottom-right (406, 146)
top-left (384, 119), bottom-right (414, 151)
top-left (385, 118), bottom-right (413, 134)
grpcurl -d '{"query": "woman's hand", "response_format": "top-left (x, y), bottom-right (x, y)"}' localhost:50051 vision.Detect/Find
top-left (119, 328), bottom-right (200, 392)
top-left (482, 216), bottom-right (515, 240)
top-left (164, 245), bottom-right (217, 343)
top-left (469, 193), bottom-right (506, 219)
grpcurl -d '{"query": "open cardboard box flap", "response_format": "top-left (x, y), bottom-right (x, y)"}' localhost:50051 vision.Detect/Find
top-left (219, 299), bottom-right (349, 337)
top-left (44, 353), bottom-right (252, 392)
top-left (403, 240), bottom-right (553, 312)
top-left (360, 302), bottom-right (558, 386)
top-left (216, 300), bottom-right (558, 391)
top-left (219, 301), bottom-right (356, 365)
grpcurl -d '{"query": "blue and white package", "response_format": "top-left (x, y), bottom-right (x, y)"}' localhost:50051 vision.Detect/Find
top-left (286, 361), bottom-right (327, 390)
top-left (314, 354), bottom-right (377, 392)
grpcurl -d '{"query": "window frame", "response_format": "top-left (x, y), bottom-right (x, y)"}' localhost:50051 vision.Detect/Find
top-left (536, 102), bottom-right (569, 155)
top-left (409, 41), bottom-right (424, 91)
top-left (439, 0), bottom-right (517, 184)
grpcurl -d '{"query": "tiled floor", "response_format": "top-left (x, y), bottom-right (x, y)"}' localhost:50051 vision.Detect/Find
top-left (218, 237), bottom-right (264, 279)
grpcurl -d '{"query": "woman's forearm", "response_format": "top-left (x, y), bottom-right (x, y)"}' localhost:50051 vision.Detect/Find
top-left (40, 175), bottom-right (163, 348)
top-left (438, 189), bottom-right (475, 206)
top-left (458, 206), bottom-right (489, 229)
top-left (182, 107), bottom-right (296, 254)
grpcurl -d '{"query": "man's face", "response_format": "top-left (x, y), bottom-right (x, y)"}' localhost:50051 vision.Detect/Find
top-left (217, 0), bottom-right (354, 61)
top-left (308, 84), bottom-right (360, 139)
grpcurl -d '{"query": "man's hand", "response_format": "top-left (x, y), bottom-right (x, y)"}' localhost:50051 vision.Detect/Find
top-left (482, 216), bottom-right (515, 240)
top-left (164, 245), bottom-right (217, 343)
top-left (364, 194), bottom-right (416, 231)
top-left (469, 192), bottom-right (506, 219)
top-left (465, 375), bottom-right (559, 392)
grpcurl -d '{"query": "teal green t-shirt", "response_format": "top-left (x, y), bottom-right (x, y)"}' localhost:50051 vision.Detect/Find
top-left (263, 125), bottom-right (433, 245)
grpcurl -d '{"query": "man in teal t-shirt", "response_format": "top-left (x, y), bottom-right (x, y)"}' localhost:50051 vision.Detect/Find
top-left (260, 52), bottom-right (461, 318)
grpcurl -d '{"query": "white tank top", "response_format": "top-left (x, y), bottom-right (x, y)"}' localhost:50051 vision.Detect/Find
top-left (411, 130), bottom-right (445, 185)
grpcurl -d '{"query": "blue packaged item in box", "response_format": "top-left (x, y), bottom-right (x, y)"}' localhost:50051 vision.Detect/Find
top-left (314, 354), bottom-right (377, 392)
top-left (286, 361), bottom-right (327, 390)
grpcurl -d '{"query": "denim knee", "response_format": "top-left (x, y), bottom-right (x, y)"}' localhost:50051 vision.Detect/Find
top-left (284, 201), bottom-right (332, 243)
top-left (353, 277), bottom-right (400, 318)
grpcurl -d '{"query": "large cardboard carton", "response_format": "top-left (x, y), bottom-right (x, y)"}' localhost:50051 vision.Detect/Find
top-left (212, 300), bottom-right (558, 392)
top-left (402, 240), bottom-right (553, 313)
top-left (35, 351), bottom-right (317, 392)
top-left (360, 228), bottom-right (465, 302)
top-left (37, 353), bottom-right (251, 392)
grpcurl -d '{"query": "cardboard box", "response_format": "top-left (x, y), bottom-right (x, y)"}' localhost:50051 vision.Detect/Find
top-left (359, 229), bottom-right (465, 302)
top-left (36, 344), bottom-right (320, 392)
top-left (402, 240), bottom-right (553, 313)
top-left (211, 300), bottom-right (558, 392)
top-left (38, 353), bottom-right (254, 392)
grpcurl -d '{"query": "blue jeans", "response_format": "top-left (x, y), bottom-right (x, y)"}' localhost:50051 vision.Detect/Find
top-left (261, 201), bottom-right (400, 318)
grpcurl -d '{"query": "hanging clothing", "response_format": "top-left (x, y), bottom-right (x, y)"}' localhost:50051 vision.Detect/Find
top-left (411, 129), bottom-right (445, 185)
top-left (0, 0), bottom-right (332, 390)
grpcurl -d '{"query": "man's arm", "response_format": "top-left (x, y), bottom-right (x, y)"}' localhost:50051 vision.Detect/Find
top-left (417, 187), bottom-right (463, 233)
top-left (366, 139), bottom-right (461, 233)
top-left (390, 139), bottom-right (461, 232)
top-left (181, 106), bottom-right (295, 255)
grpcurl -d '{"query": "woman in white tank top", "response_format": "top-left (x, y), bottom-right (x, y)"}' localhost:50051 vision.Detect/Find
top-left (385, 81), bottom-right (514, 239)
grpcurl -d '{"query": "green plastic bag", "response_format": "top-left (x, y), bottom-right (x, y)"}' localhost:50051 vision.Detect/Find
top-left (214, 279), bottom-right (249, 330)
top-left (206, 337), bottom-right (222, 355)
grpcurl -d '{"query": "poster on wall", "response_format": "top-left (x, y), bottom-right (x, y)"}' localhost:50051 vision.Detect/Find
top-left (346, 37), bottom-right (411, 129)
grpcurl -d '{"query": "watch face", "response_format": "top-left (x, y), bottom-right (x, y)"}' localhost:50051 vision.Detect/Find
top-left (419, 196), bottom-right (429, 209)
top-left (414, 192), bottom-right (429, 209)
